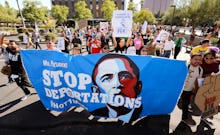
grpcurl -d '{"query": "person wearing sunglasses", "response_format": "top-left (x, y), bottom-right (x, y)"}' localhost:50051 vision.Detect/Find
top-left (201, 48), bottom-right (220, 78)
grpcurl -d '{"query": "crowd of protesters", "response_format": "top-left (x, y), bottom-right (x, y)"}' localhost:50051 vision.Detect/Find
top-left (1, 23), bottom-right (220, 132)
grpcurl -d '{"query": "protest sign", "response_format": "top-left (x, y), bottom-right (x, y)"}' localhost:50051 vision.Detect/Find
top-left (20, 50), bottom-right (187, 123)
top-left (141, 21), bottom-right (148, 34)
top-left (155, 30), bottom-right (170, 42)
top-left (57, 37), bottom-right (65, 50)
top-left (194, 75), bottom-right (220, 118)
top-left (100, 22), bottom-right (108, 33)
top-left (112, 10), bottom-right (133, 37)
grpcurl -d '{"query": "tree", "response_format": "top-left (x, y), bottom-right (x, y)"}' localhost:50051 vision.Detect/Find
top-left (133, 9), bottom-right (155, 24)
top-left (22, 0), bottom-right (48, 24)
top-left (127, 2), bottom-right (135, 12)
top-left (51, 5), bottom-right (69, 24)
top-left (74, 1), bottom-right (93, 21)
top-left (0, 1), bottom-right (19, 23)
top-left (101, 0), bottom-right (118, 21)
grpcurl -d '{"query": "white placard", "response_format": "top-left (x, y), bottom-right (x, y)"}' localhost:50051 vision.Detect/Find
top-left (141, 21), bottom-right (148, 34)
top-left (155, 30), bottom-right (170, 42)
top-left (112, 10), bottom-right (133, 37)
top-left (100, 22), bottom-right (109, 33)
top-left (57, 37), bottom-right (65, 50)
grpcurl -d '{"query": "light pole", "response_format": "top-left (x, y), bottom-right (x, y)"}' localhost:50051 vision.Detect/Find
top-left (16, 0), bottom-right (26, 28)
top-left (170, 5), bottom-right (176, 33)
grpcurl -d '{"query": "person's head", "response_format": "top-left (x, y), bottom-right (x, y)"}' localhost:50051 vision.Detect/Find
top-left (168, 35), bottom-right (173, 41)
top-left (45, 36), bottom-right (56, 50)
top-left (203, 49), bottom-right (216, 64)
top-left (140, 46), bottom-right (148, 55)
top-left (117, 38), bottom-right (125, 48)
top-left (190, 53), bottom-right (203, 67)
top-left (201, 39), bottom-right (210, 47)
top-left (92, 54), bottom-right (142, 107)
top-left (8, 40), bottom-right (19, 53)
top-left (100, 42), bottom-right (110, 53)
top-left (61, 30), bottom-right (66, 37)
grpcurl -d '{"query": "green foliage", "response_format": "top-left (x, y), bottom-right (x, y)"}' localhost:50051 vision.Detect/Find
top-left (162, 0), bottom-right (220, 26)
top-left (101, 0), bottom-right (118, 21)
top-left (127, 2), bottom-right (135, 12)
top-left (51, 5), bottom-right (69, 24)
top-left (22, 0), bottom-right (48, 23)
top-left (133, 9), bottom-right (155, 24)
top-left (0, 2), bottom-right (19, 23)
top-left (74, 1), bottom-right (93, 21)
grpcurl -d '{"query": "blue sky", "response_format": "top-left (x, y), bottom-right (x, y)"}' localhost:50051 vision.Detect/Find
top-left (0, 0), bottom-right (52, 9)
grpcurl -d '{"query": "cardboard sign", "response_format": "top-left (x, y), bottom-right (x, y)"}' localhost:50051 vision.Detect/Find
top-left (194, 75), bottom-right (220, 118)
top-left (112, 10), bottom-right (132, 37)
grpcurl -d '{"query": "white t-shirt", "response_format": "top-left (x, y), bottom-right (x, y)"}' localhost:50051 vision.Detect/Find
top-left (163, 40), bottom-right (175, 51)
top-left (126, 46), bottom-right (136, 55)
top-left (183, 65), bottom-right (203, 92)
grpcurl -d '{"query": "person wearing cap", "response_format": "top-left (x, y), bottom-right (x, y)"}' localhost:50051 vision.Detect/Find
top-left (191, 39), bottom-right (210, 56)
top-left (180, 53), bottom-right (203, 126)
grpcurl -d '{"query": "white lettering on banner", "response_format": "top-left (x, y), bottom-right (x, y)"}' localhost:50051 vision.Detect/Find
top-left (45, 87), bottom-right (142, 110)
top-left (42, 70), bottom-right (91, 90)
top-left (43, 60), bottom-right (68, 68)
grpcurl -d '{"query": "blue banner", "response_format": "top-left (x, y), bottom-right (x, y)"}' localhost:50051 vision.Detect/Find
top-left (20, 50), bottom-right (187, 123)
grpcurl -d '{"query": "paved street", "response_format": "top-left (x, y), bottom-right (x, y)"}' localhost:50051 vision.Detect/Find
top-left (0, 35), bottom-right (219, 134)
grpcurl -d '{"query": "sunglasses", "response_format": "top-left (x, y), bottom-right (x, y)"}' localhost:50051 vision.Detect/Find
top-left (103, 47), bottom-right (109, 50)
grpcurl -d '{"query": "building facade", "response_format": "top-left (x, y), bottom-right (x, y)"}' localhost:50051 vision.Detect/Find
top-left (51, 0), bottom-right (125, 19)
top-left (142, 0), bottom-right (174, 15)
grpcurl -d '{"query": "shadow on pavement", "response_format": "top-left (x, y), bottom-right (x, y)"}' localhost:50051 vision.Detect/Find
top-left (0, 100), bottom-right (170, 135)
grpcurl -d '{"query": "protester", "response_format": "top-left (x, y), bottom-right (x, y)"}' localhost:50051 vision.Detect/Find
top-left (45, 36), bottom-right (61, 52)
top-left (134, 33), bottom-right (144, 55)
top-left (6, 40), bottom-right (32, 100)
top-left (126, 37), bottom-right (136, 55)
top-left (201, 48), bottom-right (220, 77)
top-left (145, 36), bottom-right (156, 56)
top-left (191, 39), bottom-right (210, 56)
top-left (100, 42), bottom-right (110, 53)
top-left (140, 46), bottom-right (148, 56)
top-left (71, 43), bottom-right (81, 55)
top-left (87, 36), bottom-right (101, 54)
top-left (24, 29), bottom-right (35, 49)
top-left (174, 33), bottom-right (186, 59)
top-left (112, 37), bottom-right (126, 54)
top-left (32, 30), bottom-right (41, 49)
top-left (180, 53), bottom-right (203, 126)
top-left (161, 35), bottom-right (175, 58)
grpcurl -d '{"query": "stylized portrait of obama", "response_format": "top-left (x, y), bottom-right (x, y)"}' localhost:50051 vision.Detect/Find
top-left (91, 54), bottom-right (143, 123)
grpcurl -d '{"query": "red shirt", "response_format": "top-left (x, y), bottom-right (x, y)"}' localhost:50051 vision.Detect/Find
top-left (88, 39), bottom-right (101, 54)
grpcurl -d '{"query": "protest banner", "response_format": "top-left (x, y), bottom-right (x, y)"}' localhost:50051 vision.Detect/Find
top-left (100, 22), bottom-right (108, 33)
top-left (194, 75), bottom-right (220, 118)
top-left (112, 10), bottom-right (133, 37)
top-left (20, 50), bottom-right (187, 123)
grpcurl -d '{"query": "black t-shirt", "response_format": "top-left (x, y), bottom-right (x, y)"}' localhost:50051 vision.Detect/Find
top-left (6, 47), bottom-right (23, 75)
